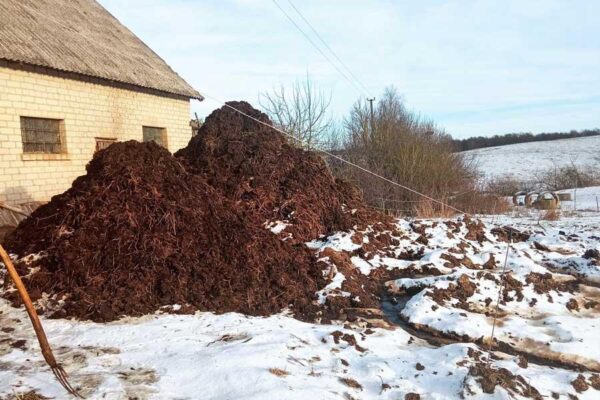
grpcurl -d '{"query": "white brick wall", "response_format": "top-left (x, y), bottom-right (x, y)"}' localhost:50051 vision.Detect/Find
top-left (0, 64), bottom-right (193, 205)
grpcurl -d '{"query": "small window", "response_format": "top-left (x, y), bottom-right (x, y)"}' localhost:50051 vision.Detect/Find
top-left (95, 137), bottom-right (117, 152)
top-left (20, 117), bottom-right (65, 154)
top-left (142, 126), bottom-right (167, 147)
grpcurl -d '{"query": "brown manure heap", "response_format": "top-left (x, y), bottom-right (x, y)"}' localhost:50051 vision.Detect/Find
top-left (3, 102), bottom-right (376, 322)
top-left (176, 101), bottom-right (374, 243)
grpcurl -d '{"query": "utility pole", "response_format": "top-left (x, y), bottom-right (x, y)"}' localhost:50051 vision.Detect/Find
top-left (367, 97), bottom-right (375, 137)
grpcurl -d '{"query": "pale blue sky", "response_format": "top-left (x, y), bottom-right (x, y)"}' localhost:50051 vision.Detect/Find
top-left (99, 0), bottom-right (600, 138)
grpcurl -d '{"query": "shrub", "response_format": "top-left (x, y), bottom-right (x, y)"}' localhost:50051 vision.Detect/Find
top-left (542, 209), bottom-right (560, 221)
top-left (533, 164), bottom-right (600, 191)
top-left (485, 175), bottom-right (530, 196)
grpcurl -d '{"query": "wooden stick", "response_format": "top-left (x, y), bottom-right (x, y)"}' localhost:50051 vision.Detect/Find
top-left (0, 245), bottom-right (83, 398)
top-left (0, 201), bottom-right (29, 217)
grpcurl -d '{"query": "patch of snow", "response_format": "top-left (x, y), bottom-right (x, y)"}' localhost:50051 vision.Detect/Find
top-left (1, 298), bottom-right (595, 399)
top-left (264, 220), bottom-right (290, 234)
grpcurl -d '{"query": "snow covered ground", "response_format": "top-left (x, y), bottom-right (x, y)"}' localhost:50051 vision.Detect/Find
top-left (0, 298), bottom-right (597, 400)
top-left (387, 213), bottom-right (600, 369)
top-left (2, 212), bottom-right (600, 399)
top-left (463, 135), bottom-right (600, 180)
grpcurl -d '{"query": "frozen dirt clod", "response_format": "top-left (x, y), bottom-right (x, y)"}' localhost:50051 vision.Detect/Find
top-left (583, 249), bottom-right (599, 260)
top-left (491, 226), bottom-right (530, 242)
top-left (571, 374), bottom-right (589, 393)
top-left (468, 362), bottom-right (542, 399)
top-left (525, 272), bottom-right (577, 295)
top-left (429, 274), bottom-right (476, 308)
top-left (3, 140), bottom-right (327, 322)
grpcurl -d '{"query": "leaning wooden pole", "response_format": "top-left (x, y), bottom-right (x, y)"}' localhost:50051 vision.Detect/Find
top-left (0, 245), bottom-right (83, 398)
top-left (0, 201), bottom-right (29, 217)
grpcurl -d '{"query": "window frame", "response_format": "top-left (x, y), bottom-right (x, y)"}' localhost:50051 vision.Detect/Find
top-left (95, 137), bottom-right (118, 152)
top-left (20, 116), bottom-right (67, 155)
top-left (142, 126), bottom-right (168, 148)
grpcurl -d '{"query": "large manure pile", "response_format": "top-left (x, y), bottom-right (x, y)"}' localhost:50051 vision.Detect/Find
top-left (3, 102), bottom-right (376, 322)
top-left (176, 101), bottom-right (375, 243)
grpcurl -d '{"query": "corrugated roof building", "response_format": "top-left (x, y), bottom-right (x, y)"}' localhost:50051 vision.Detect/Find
top-left (0, 0), bottom-right (202, 206)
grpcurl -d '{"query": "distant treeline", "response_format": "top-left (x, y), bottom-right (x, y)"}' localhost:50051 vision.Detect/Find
top-left (453, 129), bottom-right (600, 152)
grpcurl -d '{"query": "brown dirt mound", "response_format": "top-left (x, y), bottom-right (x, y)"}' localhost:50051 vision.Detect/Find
top-left (468, 362), bottom-right (542, 399)
top-left (526, 272), bottom-right (577, 294)
top-left (4, 140), bottom-right (325, 322)
top-left (583, 249), bottom-right (599, 260)
top-left (176, 101), bottom-right (381, 243)
top-left (463, 215), bottom-right (488, 243)
top-left (429, 274), bottom-right (476, 308)
top-left (491, 226), bottom-right (530, 242)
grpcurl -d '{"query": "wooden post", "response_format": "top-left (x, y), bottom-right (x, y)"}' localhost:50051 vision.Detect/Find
top-left (0, 201), bottom-right (29, 217)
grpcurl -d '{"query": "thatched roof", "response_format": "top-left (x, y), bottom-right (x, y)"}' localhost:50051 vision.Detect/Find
top-left (0, 0), bottom-right (202, 100)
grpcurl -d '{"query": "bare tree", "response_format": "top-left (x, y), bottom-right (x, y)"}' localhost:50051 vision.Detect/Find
top-left (260, 74), bottom-right (332, 149)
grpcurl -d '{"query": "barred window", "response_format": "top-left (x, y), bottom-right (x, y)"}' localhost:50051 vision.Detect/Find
top-left (95, 137), bottom-right (117, 152)
top-left (20, 117), bottom-right (65, 154)
top-left (142, 126), bottom-right (167, 147)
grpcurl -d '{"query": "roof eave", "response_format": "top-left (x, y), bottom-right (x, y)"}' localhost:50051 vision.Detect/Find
top-left (1, 58), bottom-right (204, 101)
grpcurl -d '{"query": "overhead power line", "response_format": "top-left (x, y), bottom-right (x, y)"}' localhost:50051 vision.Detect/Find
top-left (271, 0), bottom-right (368, 98)
top-left (285, 0), bottom-right (371, 96)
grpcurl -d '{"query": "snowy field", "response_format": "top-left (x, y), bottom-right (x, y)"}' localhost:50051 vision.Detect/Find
top-left (463, 135), bottom-right (600, 180)
top-left (4, 301), bottom-right (591, 400)
top-left (2, 212), bottom-right (600, 399)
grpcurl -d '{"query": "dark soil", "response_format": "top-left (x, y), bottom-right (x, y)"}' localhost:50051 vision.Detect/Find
top-left (429, 274), bottom-right (476, 308)
top-left (3, 102), bottom-right (382, 322)
top-left (330, 330), bottom-right (366, 352)
top-left (339, 377), bottom-right (362, 390)
top-left (4, 392), bottom-right (49, 400)
top-left (566, 298), bottom-right (580, 312)
top-left (583, 249), bottom-right (599, 260)
top-left (483, 254), bottom-right (496, 269)
top-left (491, 226), bottom-right (530, 242)
top-left (468, 362), bottom-right (542, 399)
top-left (463, 216), bottom-right (488, 243)
top-left (10, 339), bottom-right (27, 349)
top-left (517, 355), bottom-right (528, 368)
top-left (532, 241), bottom-right (550, 252)
top-left (315, 247), bottom-right (413, 323)
top-left (502, 273), bottom-right (525, 303)
top-left (525, 272), bottom-right (577, 294)
top-left (571, 374), bottom-right (589, 393)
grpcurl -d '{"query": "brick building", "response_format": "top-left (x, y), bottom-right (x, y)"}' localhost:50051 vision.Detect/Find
top-left (0, 0), bottom-right (202, 206)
